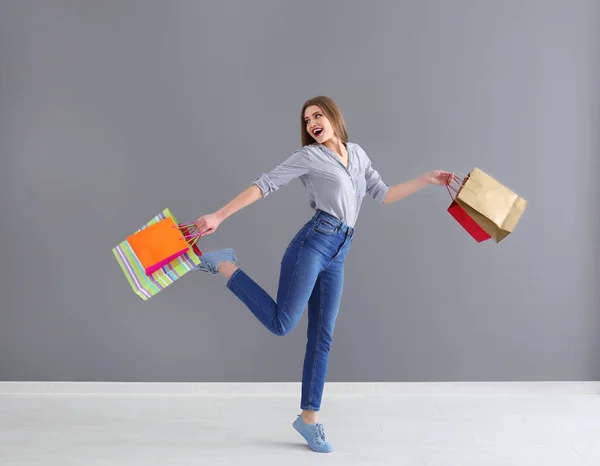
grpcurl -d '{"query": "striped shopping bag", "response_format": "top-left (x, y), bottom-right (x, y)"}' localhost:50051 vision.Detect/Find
top-left (112, 208), bottom-right (202, 300)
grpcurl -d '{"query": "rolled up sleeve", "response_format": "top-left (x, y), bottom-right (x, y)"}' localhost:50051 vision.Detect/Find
top-left (252, 148), bottom-right (311, 198)
top-left (364, 155), bottom-right (390, 204)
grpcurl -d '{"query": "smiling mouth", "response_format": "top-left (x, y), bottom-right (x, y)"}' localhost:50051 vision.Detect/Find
top-left (312, 128), bottom-right (323, 137)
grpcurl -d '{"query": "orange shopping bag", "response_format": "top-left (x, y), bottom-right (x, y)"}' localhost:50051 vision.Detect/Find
top-left (127, 216), bottom-right (192, 276)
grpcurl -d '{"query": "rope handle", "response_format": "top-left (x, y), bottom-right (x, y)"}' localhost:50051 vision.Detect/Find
top-left (445, 173), bottom-right (468, 200)
top-left (172, 222), bottom-right (203, 247)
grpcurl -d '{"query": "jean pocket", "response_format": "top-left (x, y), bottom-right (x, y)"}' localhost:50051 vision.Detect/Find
top-left (312, 218), bottom-right (338, 235)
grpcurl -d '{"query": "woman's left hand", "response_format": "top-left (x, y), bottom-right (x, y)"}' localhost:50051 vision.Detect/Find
top-left (423, 170), bottom-right (454, 185)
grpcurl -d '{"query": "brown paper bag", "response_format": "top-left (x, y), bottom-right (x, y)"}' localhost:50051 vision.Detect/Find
top-left (454, 168), bottom-right (527, 243)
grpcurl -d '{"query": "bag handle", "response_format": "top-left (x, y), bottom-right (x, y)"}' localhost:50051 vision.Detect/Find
top-left (446, 173), bottom-right (466, 200)
top-left (173, 222), bottom-right (203, 247)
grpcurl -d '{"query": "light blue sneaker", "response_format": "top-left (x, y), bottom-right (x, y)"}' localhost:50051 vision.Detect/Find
top-left (292, 414), bottom-right (334, 453)
top-left (194, 248), bottom-right (237, 274)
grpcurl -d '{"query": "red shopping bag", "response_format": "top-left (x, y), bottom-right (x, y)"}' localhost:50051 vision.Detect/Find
top-left (446, 175), bottom-right (491, 243)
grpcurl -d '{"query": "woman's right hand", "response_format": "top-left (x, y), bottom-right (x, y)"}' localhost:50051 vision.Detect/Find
top-left (194, 212), bottom-right (224, 237)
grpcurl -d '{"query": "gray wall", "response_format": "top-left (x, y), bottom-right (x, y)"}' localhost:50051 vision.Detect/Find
top-left (1, 0), bottom-right (598, 382)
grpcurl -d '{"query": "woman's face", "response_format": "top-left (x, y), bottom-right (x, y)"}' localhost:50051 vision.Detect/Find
top-left (304, 105), bottom-right (335, 144)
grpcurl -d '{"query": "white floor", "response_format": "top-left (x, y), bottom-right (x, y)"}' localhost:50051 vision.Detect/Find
top-left (2, 383), bottom-right (600, 465)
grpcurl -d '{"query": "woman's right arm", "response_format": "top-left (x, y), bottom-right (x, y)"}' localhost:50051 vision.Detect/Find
top-left (194, 147), bottom-right (311, 236)
top-left (217, 184), bottom-right (264, 221)
top-left (194, 184), bottom-right (263, 236)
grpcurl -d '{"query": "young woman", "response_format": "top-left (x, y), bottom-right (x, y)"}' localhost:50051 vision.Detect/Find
top-left (192, 96), bottom-right (452, 453)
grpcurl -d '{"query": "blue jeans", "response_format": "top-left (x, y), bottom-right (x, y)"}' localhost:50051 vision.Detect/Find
top-left (226, 210), bottom-right (355, 411)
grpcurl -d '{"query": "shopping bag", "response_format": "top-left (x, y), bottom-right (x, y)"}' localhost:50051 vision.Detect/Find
top-left (112, 208), bottom-right (203, 300)
top-left (127, 216), bottom-right (191, 276)
top-left (449, 169), bottom-right (528, 243)
top-left (446, 178), bottom-right (491, 242)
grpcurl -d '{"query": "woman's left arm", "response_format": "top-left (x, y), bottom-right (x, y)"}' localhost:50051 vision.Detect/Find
top-left (360, 145), bottom-right (452, 205)
top-left (382, 171), bottom-right (452, 205)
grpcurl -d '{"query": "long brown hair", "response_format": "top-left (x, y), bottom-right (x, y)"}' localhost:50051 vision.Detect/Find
top-left (300, 96), bottom-right (349, 147)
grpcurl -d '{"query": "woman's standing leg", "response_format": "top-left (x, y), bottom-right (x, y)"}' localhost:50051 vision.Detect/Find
top-left (301, 252), bottom-right (345, 417)
top-left (292, 236), bottom-right (350, 453)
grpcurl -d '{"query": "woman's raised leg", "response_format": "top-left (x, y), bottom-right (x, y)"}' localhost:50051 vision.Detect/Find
top-left (225, 239), bottom-right (322, 336)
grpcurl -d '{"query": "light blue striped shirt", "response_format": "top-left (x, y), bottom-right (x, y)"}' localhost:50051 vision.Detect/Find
top-left (252, 142), bottom-right (389, 228)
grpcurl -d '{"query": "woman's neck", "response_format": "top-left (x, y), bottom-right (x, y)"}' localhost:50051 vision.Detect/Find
top-left (323, 138), bottom-right (347, 158)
